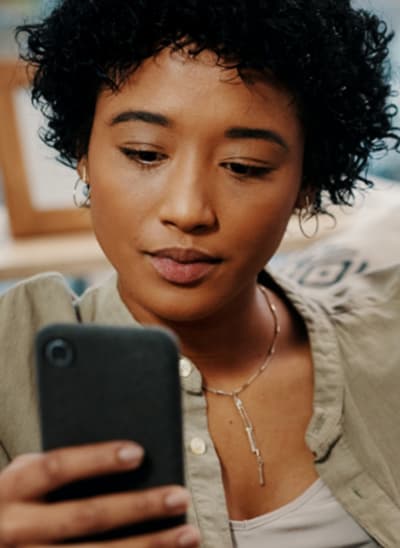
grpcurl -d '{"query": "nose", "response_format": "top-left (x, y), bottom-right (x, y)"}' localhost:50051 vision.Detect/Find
top-left (159, 157), bottom-right (218, 234)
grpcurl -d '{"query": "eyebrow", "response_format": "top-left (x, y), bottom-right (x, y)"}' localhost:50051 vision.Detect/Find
top-left (109, 110), bottom-right (289, 150)
top-left (224, 127), bottom-right (289, 151)
top-left (109, 110), bottom-right (171, 128)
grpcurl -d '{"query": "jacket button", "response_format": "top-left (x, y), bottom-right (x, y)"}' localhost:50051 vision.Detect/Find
top-left (179, 357), bottom-right (193, 378)
top-left (190, 437), bottom-right (207, 455)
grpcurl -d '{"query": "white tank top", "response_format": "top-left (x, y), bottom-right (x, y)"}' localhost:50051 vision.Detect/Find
top-left (230, 479), bottom-right (379, 547)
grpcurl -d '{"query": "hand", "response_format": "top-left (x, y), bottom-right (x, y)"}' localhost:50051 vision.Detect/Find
top-left (0, 441), bottom-right (200, 547)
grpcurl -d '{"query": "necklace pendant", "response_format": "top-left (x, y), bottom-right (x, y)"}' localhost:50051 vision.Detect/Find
top-left (233, 395), bottom-right (266, 487)
top-left (203, 285), bottom-right (280, 491)
top-left (246, 426), bottom-right (258, 453)
top-left (257, 456), bottom-right (265, 487)
top-left (255, 450), bottom-right (265, 486)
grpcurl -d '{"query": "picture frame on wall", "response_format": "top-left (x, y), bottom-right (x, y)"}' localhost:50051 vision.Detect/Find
top-left (0, 59), bottom-right (92, 237)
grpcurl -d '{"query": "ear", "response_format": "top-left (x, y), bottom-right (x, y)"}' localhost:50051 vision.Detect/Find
top-left (293, 184), bottom-right (317, 212)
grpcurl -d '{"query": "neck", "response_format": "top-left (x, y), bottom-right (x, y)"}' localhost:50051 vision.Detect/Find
top-left (119, 280), bottom-right (278, 388)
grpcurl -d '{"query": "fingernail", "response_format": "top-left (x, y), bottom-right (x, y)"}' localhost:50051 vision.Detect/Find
top-left (165, 488), bottom-right (191, 510)
top-left (117, 444), bottom-right (144, 463)
top-left (178, 527), bottom-right (200, 547)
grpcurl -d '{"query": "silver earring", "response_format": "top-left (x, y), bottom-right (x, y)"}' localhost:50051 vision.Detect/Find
top-left (298, 196), bottom-right (319, 239)
top-left (73, 167), bottom-right (91, 208)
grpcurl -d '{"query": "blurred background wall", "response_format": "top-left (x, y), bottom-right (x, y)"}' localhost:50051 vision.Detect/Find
top-left (0, 1), bottom-right (108, 291)
top-left (0, 1), bottom-right (56, 56)
top-left (352, 0), bottom-right (400, 179)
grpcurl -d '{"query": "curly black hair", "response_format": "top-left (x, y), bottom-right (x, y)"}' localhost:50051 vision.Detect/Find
top-left (16, 0), bottom-right (400, 210)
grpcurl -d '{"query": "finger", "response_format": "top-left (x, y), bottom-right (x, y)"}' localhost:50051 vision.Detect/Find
top-left (0, 486), bottom-right (190, 544)
top-left (6, 453), bottom-right (42, 470)
top-left (0, 441), bottom-right (144, 501)
top-left (27, 524), bottom-right (201, 548)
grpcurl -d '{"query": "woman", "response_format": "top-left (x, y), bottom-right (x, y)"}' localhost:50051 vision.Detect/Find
top-left (0, 1), bottom-right (399, 546)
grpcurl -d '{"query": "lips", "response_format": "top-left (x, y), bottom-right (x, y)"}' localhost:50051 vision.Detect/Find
top-left (147, 247), bottom-right (222, 285)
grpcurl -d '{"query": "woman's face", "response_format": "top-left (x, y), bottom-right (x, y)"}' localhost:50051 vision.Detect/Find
top-left (84, 49), bottom-right (304, 323)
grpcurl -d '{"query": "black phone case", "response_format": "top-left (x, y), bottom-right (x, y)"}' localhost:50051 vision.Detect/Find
top-left (35, 323), bottom-right (185, 541)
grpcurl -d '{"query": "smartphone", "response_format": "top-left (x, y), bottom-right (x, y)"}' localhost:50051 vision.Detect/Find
top-left (35, 323), bottom-right (185, 541)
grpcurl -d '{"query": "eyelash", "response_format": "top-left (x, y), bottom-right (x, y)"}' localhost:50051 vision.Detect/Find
top-left (120, 148), bottom-right (274, 179)
top-left (221, 162), bottom-right (273, 179)
top-left (120, 148), bottom-right (166, 169)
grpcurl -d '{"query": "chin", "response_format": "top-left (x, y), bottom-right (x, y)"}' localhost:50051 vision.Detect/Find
top-left (118, 267), bottom-right (236, 325)
top-left (153, 297), bottom-right (218, 324)
top-left (139, 282), bottom-right (225, 324)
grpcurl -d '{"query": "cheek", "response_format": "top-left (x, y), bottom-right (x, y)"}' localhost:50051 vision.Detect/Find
top-left (88, 170), bottom-right (165, 276)
top-left (222, 183), bottom-right (299, 261)
top-left (89, 160), bottom-right (146, 227)
top-left (230, 213), bottom-right (288, 272)
top-left (88, 173), bottom-right (139, 260)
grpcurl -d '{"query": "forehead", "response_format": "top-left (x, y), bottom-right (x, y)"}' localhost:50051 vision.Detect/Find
top-left (95, 48), bottom-right (303, 142)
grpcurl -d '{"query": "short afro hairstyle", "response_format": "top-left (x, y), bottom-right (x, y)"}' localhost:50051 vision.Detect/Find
top-left (16, 0), bottom-right (400, 211)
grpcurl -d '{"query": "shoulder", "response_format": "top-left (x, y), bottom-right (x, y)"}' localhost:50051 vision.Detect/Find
top-left (0, 271), bottom-right (78, 366)
top-left (0, 272), bottom-right (78, 325)
top-left (315, 263), bottom-right (400, 314)
top-left (270, 264), bottom-right (400, 380)
top-left (0, 271), bottom-right (74, 301)
top-left (0, 273), bottom-right (78, 459)
top-left (274, 267), bottom-right (400, 486)
top-left (270, 262), bottom-right (399, 313)
top-left (77, 272), bottom-right (137, 326)
top-left (0, 272), bottom-right (78, 380)
top-left (322, 265), bottom-right (400, 381)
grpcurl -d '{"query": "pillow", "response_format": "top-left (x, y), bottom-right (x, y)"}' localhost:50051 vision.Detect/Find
top-left (273, 177), bottom-right (400, 289)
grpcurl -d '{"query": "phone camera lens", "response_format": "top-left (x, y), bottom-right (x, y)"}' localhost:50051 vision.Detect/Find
top-left (45, 339), bottom-right (74, 368)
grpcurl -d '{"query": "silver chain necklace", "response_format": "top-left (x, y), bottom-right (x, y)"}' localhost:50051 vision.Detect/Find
top-left (202, 285), bottom-right (280, 487)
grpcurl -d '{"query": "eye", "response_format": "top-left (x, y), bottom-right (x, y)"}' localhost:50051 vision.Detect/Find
top-left (120, 147), bottom-right (167, 166)
top-left (222, 162), bottom-right (274, 179)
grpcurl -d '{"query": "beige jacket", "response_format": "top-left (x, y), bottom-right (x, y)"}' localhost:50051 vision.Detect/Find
top-left (0, 267), bottom-right (399, 547)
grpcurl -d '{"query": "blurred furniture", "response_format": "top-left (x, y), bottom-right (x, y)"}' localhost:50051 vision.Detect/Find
top-left (0, 59), bottom-right (109, 282)
top-left (0, 204), bottom-right (109, 280)
top-left (0, 59), bottom-right (92, 237)
top-left (278, 176), bottom-right (400, 254)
